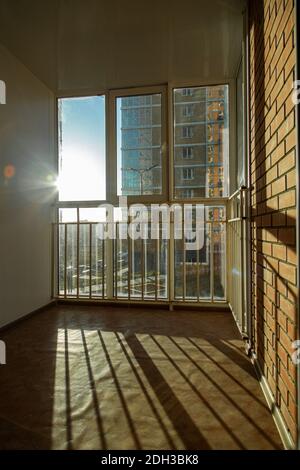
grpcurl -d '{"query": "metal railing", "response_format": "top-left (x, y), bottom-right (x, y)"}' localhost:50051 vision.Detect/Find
top-left (227, 187), bottom-right (248, 333)
top-left (53, 204), bottom-right (227, 305)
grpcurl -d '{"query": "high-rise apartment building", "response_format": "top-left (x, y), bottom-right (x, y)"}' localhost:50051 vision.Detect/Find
top-left (119, 86), bottom-right (228, 198)
top-left (119, 94), bottom-right (162, 196)
top-left (174, 85), bottom-right (228, 199)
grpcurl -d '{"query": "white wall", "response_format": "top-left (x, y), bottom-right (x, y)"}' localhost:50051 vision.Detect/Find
top-left (0, 44), bottom-right (55, 328)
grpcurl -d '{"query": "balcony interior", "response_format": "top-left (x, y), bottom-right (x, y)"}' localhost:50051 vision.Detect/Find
top-left (0, 0), bottom-right (298, 452)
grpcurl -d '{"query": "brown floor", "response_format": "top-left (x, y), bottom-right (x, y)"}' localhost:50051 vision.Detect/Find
top-left (0, 305), bottom-right (283, 450)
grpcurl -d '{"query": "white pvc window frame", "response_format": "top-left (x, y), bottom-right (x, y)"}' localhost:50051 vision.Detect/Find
top-left (55, 80), bottom-right (235, 208)
top-left (55, 90), bottom-right (109, 208)
top-left (168, 79), bottom-right (236, 203)
top-left (108, 85), bottom-right (168, 206)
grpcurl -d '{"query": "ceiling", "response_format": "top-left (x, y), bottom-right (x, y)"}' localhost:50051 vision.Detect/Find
top-left (0, 0), bottom-right (245, 93)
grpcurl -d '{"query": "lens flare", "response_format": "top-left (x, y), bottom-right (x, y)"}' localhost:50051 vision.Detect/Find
top-left (4, 164), bottom-right (15, 179)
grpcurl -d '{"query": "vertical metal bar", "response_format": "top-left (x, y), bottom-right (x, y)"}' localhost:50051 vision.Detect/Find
top-left (155, 234), bottom-right (159, 301)
top-left (182, 207), bottom-right (186, 301)
top-left (239, 220), bottom-right (241, 327)
top-left (141, 226), bottom-right (144, 300)
top-left (52, 218), bottom-right (58, 299)
top-left (210, 222), bottom-right (214, 302)
top-left (128, 217), bottom-right (131, 300)
top-left (105, 222), bottom-right (114, 300)
top-left (166, 231), bottom-right (170, 303)
top-left (111, 221), bottom-right (116, 298)
top-left (233, 220), bottom-right (235, 314)
top-left (227, 218), bottom-right (230, 306)
top-left (231, 220), bottom-right (233, 311)
top-left (115, 223), bottom-right (118, 299)
top-left (228, 202), bottom-right (230, 307)
top-left (168, 211), bottom-right (174, 304)
top-left (76, 208), bottom-right (80, 299)
top-left (56, 218), bottom-right (60, 298)
top-left (196, 234), bottom-right (200, 302)
top-left (241, 216), bottom-right (245, 332)
top-left (102, 225), bottom-right (105, 299)
top-left (64, 224), bottom-right (67, 299)
top-left (51, 222), bottom-right (54, 299)
top-left (235, 218), bottom-right (237, 313)
top-left (223, 218), bottom-right (227, 303)
top-left (111, 222), bottom-right (114, 299)
top-left (89, 223), bottom-right (92, 299)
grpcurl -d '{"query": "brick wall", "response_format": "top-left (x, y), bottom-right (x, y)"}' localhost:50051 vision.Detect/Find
top-left (249, 0), bottom-right (298, 444)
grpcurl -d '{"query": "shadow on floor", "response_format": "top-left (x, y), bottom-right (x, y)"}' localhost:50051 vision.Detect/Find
top-left (0, 305), bottom-right (283, 449)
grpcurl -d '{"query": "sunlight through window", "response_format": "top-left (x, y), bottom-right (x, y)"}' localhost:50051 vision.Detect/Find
top-left (58, 95), bottom-right (106, 201)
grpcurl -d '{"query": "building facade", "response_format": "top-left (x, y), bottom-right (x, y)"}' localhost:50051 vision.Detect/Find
top-left (174, 85), bottom-right (228, 199)
top-left (119, 93), bottom-right (162, 196)
top-left (119, 86), bottom-right (228, 199)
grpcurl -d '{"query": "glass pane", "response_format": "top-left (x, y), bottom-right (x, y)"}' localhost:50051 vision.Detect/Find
top-left (130, 238), bottom-right (142, 298)
top-left (197, 224), bottom-right (211, 300)
top-left (78, 224), bottom-right (90, 296)
top-left (213, 220), bottom-right (226, 301)
top-left (173, 85), bottom-right (229, 199)
top-left (66, 224), bottom-right (78, 296)
top-left (173, 205), bottom-right (226, 301)
top-left (58, 223), bottom-right (77, 297)
top-left (58, 223), bottom-right (78, 296)
top-left (159, 237), bottom-right (168, 299)
top-left (58, 95), bottom-right (106, 201)
top-left (115, 236), bottom-right (129, 299)
top-left (174, 238), bottom-right (184, 299)
top-left (144, 231), bottom-right (156, 300)
top-left (92, 224), bottom-right (105, 298)
top-left (117, 94), bottom-right (162, 196)
top-left (59, 208), bottom-right (77, 223)
top-left (185, 224), bottom-right (210, 301)
top-left (58, 224), bottom-right (65, 296)
top-left (79, 207), bottom-right (106, 222)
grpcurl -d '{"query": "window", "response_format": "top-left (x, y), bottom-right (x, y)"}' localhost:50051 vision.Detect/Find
top-left (182, 88), bottom-right (193, 97)
top-left (218, 110), bottom-right (224, 121)
top-left (207, 124), bottom-right (213, 142)
top-left (57, 85), bottom-right (228, 204)
top-left (173, 85), bottom-right (229, 199)
top-left (58, 95), bottom-right (106, 201)
top-left (182, 189), bottom-right (194, 198)
top-left (182, 104), bottom-right (193, 117)
top-left (182, 168), bottom-right (194, 180)
top-left (116, 91), bottom-right (164, 198)
top-left (207, 145), bottom-right (214, 163)
top-left (182, 126), bottom-right (193, 138)
top-left (182, 147), bottom-right (193, 159)
top-left (56, 85), bottom-right (231, 304)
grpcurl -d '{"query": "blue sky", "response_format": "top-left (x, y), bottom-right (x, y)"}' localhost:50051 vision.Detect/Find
top-left (59, 95), bottom-right (106, 201)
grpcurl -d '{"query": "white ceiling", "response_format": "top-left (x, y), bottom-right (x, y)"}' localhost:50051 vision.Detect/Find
top-left (0, 0), bottom-right (245, 93)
